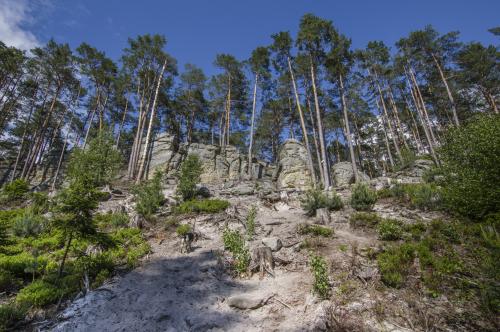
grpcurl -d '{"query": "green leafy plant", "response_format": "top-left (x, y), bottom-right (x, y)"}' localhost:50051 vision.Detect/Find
top-left (174, 199), bottom-right (229, 214)
top-left (377, 243), bottom-right (415, 288)
top-left (132, 171), bottom-right (164, 219)
top-left (439, 114), bottom-right (500, 219)
top-left (349, 212), bottom-right (381, 228)
top-left (176, 154), bottom-right (203, 201)
top-left (0, 303), bottom-right (27, 331)
top-left (15, 280), bottom-right (62, 307)
top-left (222, 228), bottom-right (250, 274)
top-left (176, 224), bottom-right (191, 237)
top-left (377, 219), bottom-right (404, 241)
top-left (67, 131), bottom-right (122, 187)
top-left (12, 211), bottom-right (44, 237)
top-left (310, 254), bottom-right (330, 298)
top-left (350, 183), bottom-right (377, 211)
top-left (301, 189), bottom-right (343, 216)
top-left (1, 179), bottom-right (29, 202)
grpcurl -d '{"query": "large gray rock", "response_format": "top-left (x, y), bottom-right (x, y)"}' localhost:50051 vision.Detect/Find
top-left (227, 295), bottom-right (270, 310)
top-left (261, 237), bottom-right (282, 252)
top-left (276, 139), bottom-right (312, 191)
top-left (146, 133), bottom-right (271, 184)
top-left (332, 162), bottom-right (370, 187)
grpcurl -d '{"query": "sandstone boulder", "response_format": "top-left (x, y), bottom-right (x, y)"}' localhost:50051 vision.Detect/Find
top-left (276, 139), bottom-right (312, 191)
top-left (261, 237), bottom-right (282, 251)
top-left (332, 162), bottom-right (370, 187)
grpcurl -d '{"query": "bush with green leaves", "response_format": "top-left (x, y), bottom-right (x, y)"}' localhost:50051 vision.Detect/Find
top-left (67, 131), bottom-right (122, 187)
top-left (176, 224), bottom-right (191, 236)
top-left (395, 147), bottom-right (417, 171)
top-left (16, 280), bottom-right (62, 307)
top-left (176, 154), bottom-right (203, 201)
top-left (12, 211), bottom-right (44, 237)
top-left (1, 179), bottom-right (29, 202)
top-left (439, 114), bottom-right (500, 219)
top-left (301, 189), bottom-right (343, 216)
top-left (310, 254), bottom-right (330, 298)
top-left (377, 219), bottom-right (404, 241)
top-left (350, 183), bottom-right (377, 211)
top-left (349, 212), bottom-right (381, 228)
top-left (377, 243), bottom-right (415, 288)
top-left (94, 212), bottom-right (129, 229)
top-left (174, 199), bottom-right (229, 214)
top-left (0, 303), bottom-right (27, 331)
top-left (222, 228), bottom-right (250, 274)
top-left (132, 171), bottom-right (164, 219)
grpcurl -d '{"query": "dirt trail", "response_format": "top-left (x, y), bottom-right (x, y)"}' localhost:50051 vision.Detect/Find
top-left (46, 197), bottom-right (320, 332)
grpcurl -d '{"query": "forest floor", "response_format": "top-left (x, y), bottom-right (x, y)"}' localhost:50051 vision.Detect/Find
top-left (41, 190), bottom-right (491, 332)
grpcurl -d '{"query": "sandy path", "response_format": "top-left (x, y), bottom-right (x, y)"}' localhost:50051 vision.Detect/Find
top-left (46, 201), bottom-right (318, 332)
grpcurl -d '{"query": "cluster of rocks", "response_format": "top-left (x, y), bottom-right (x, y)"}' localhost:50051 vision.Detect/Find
top-left (146, 134), bottom-right (313, 194)
top-left (145, 133), bottom-right (435, 196)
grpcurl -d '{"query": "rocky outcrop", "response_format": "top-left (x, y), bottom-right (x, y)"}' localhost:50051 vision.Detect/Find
top-left (275, 139), bottom-right (312, 191)
top-left (392, 159), bottom-right (434, 184)
top-left (147, 134), bottom-right (312, 192)
top-left (146, 133), bottom-right (273, 184)
top-left (332, 161), bottom-right (370, 187)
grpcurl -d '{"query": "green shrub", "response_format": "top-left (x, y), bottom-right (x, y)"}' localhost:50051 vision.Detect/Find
top-left (0, 303), bottom-right (27, 330)
top-left (1, 179), bottom-right (29, 201)
top-left (350, 183), bottom-right (377, 211)
top-left (377, 219), bottom-right (404, 241)
top-left (0, 269), bottom-right (21, 291)
top-left (175, 199), bottom-right (229, 214)
top-left (94, 212), bottom-right (129, 229)
top-left (176, 224), bottom-right (191, 236)
top-left (222, 228), bottom-right (250, 274)
top-left (439, 114), bottom-right (500, 219)
top-left (0, 209), bottom-right (25, 226)
top-left (246, 206), bottom-right (257, 239)
top-left (132, 171), bottom-right (164, 218)
top-left (298, 224), bottom-right (334, 237)
top-left (176, 154), bottom-right (203, 201)
top-left (16, 280), bottom-right (62, 307)
top-left (377, 243), bottom-right (415, 288)
top-left (67, 131), bottom-right (122, 187)
top-left (310, 254), bottom-right (330, 298)
top-left (30, 192), bottom-right (50, 214)
top-left (395, 148), bottom-right (417, 171)
top-left (349, 212), bottom-right (381, 228)
top-left (301, 189), bottom-right (343, 216)
top-left (12, 212), bottom-right (44, 237)
top-left (385, 183), bottom-right (442, 211)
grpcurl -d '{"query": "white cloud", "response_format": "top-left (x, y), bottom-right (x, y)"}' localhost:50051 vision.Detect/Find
top-left (0, 0), bottom-right (40, 50)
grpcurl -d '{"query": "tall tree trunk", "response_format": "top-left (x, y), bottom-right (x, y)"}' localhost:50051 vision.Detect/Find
top-left (409, 67), bottom-right (438, 146)
top-left (306, 92), bottom-right (324, 184)
top-left (136, 59), bottom-right (167, 183)
top-left (375, 99), bottom-right (395, 168)
top-left (374, 77), bottom-right (402, 161)
top-left (339, 74), bottom-right (358, 183)
top-left (22, 84), bottom-right (62, 179)
top-left (287, 57), bottom-right (317, 185)
top-left (310, 60), bottom-right (330, 189)
top-left (387, 88), bottom-right (410, 150)
top-left (115, 96), bottom-right (129, 147)
top-left (247, 73), bottom-right (258, 177)
top-left (406, 74), bottom-right (439, 165)
top-left (431, 53), bottom-right (460, 126)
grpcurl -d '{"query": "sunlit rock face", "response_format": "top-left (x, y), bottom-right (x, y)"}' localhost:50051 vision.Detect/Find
top-left (275, 139), bottom-right (312, 191)
top-left (146, 133), bottom-right (271, 184)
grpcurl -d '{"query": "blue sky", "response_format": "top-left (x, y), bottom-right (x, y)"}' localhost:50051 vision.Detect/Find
top-left (1, 0), bottom-right (499, 76)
